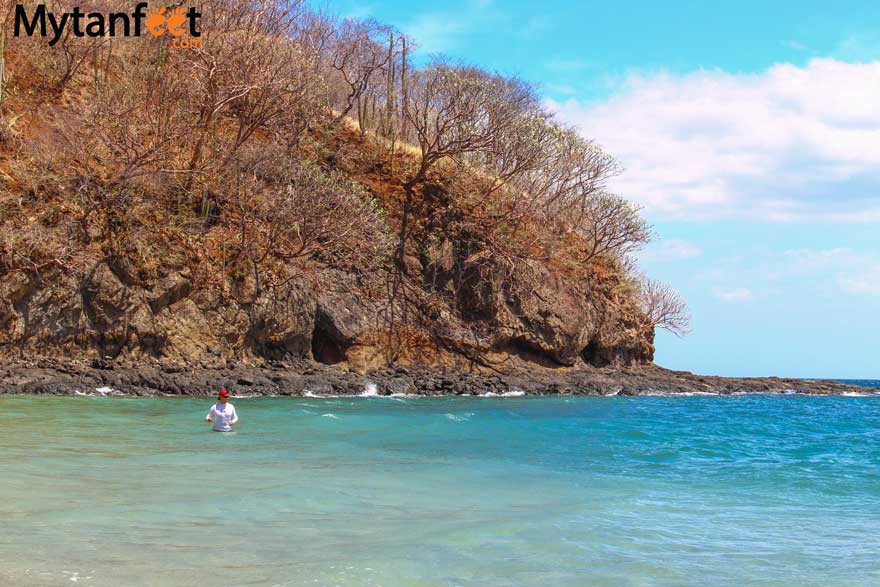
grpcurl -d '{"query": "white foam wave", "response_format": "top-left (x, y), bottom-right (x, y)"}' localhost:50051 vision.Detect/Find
top-left (95, 386), bottom-right (123, 396)
top-left (303, 391), bottom-right (331, 398)
top-left (481, 390), bottom-right (526, 397)
top-left (841, 391), bottom-right (878, 397)
top-left (321, 413), bottom-right (339, 419)
top-left (444, 413), bottom-right (468, 422)
top-left (359, 383), bottom-right (379, 397)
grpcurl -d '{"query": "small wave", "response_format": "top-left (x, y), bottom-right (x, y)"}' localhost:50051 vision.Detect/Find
top-left (303, 391), bottom-right (332, 398)
top-left (321, 413), bottom-right (339, 419)
top-left (74, 390), bottom-right (95, 397)
top-left (359, 383), bottom-right (379, 397)
top-left (62, 570), bottom-right (93, 583)
top-left (841, 391), bottom-right (878, 397)
top-left (481, 390), bottom-right (526, 397)
top-left (95, 386), bottom-right (123, 396)
top-left (444, 413), bottom-right (468, 422)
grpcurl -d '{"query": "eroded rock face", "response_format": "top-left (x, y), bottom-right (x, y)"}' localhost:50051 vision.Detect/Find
top-left (493, 264), bottom-right (596, 366)
top-left (243, 278), bottom-right (316, 360)
top-left (1, 263), bottom-right (319, 363)
top-left (0, 250), bottom-right (654, 369)
top-left (312, 269), bottom-right (380, 364)
top-left (1, 269), bottom-right (86, 351)
top-left (81, 263), bottom-right (162, 356)
top-left (427, 248), bottom-right (654, 368)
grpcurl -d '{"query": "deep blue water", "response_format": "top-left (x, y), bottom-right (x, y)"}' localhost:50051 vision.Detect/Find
top-left (837, 379), bottom-right (880, 388)
top-left (1, 393), bottom-right (879, 586)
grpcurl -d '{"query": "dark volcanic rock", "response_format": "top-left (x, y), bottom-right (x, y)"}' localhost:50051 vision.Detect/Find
top-left (0, 358), bottom-right (870, 397)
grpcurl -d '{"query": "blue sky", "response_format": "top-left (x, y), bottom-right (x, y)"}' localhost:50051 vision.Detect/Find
top-left (325, 0), bottom-right (880, 378)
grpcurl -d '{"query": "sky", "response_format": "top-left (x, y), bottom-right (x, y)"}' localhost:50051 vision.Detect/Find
top-left (323, 0), bottom-right (880, 378)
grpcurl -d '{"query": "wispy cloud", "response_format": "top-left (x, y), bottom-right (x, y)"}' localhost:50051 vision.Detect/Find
top-left (519, 16), bottom-right (554, 39)
top-left (834, 32), bottom-right (880, 61)
top-left (640, 239), bottom-right (702, 261)
top-left (690, 246), bottom-right (880, 305)
top-left (549, 59), bottom-right (880, 221)
top-left (784, 248), bottom-right (880, 296)
top-left (713, 288), bottom-right (754, 302)
top-left (545, 57), bottom-right (592, 72)
top-left (342, 3), bottom-right (374, 20)
top-left (782, 40), bottom-right (808, 51)
top-left (402, 0), bottom-right (500, 54)
top-left (839, 266), bottom-right (880, 295)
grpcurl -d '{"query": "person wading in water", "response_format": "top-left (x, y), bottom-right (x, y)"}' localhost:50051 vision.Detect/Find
top-left (205, 389), bottom-right (238, 432)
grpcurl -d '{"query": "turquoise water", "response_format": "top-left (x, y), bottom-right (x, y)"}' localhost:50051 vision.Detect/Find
top-left (2, 393), bottom-right (879, 586)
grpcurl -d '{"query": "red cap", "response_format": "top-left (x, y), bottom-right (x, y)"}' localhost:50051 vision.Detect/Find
top-left (218, 389), bottom-right (229, 397)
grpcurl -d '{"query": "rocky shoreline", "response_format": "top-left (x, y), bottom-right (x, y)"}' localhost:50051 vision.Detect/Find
top-left (0, 357), bottom-right (872, 397)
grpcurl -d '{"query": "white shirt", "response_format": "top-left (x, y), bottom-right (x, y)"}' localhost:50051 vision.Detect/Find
top-left (207, 402), bottom-right (238, 432)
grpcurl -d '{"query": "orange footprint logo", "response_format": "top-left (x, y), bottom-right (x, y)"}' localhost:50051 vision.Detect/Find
top-left (146, 7), bottom-right (167, 36)
top-left (167, 7), bottom-right (188, 37)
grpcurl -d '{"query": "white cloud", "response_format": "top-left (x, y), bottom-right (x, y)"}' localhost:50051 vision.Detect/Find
top-left (781, 248), bottom-right (880, 296)
top-left (546, 57), bottom-right (591, 72)
top-left (403, 0), bottom-right (498, 54)
top-left (549, 59), bottom-right (880, 221)
top-left (834, 33), bottom-right (880, 61)
top-left (838, 266), bottom-right (880, 295)
top-left (782, 40), bottom-right (808, 51)
top-left (640, 239), bottom-right (702, 261)
top-left (783, 247), bottom-right (859, 270)
top-left (342, 4), bottom-right (374, 20)
top-left (546, 83), bottom-right (578, 96)
top-left (713, 288), bottom-right (754, 302)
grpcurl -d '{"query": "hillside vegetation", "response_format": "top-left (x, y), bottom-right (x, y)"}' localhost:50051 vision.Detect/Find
top-left (0, 0), bottom-right (688, 372)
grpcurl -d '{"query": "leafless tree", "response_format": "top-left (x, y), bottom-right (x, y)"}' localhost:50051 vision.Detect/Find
top-left (237, 153), bottom-right (391, 270)
top-left (327, 18), bottom-right (392, 134)
top-left (571, 192), bottom-right (654, 263)
top-left (403, 61), bottom-right (536, 188)
top-left (640, 278), bottom-right (691, 337)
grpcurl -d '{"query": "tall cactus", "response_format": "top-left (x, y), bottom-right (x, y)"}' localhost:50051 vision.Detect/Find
top-left (384, 31), bottom-right (395, 136)
top-left (400, 36), bottom-right (408, 143)
top-left (386, 31), bottom-right (396, 173)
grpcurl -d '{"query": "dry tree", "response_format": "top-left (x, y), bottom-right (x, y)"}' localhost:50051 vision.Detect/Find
top-left (640, 278), bottom-right (692, 337)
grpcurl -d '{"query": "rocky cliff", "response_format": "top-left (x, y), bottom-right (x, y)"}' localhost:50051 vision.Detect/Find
top-left (0, 229), bottom-right (654, 373)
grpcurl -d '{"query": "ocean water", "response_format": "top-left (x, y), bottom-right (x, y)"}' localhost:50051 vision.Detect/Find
top-left (837, 379), bottom-right (880, 389)
top-left (1, 392), bottom-right (879, 586)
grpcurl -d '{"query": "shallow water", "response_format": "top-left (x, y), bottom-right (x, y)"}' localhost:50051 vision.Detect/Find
top-left (2, 393), bottom-right (879, 586)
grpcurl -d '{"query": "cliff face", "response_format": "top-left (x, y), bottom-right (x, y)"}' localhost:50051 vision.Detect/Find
top-left (0, 240), bottom-right (654, 372)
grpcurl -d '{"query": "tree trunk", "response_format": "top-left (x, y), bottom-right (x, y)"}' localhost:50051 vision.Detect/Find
top-left (400, 36), bottom-right (408, 143)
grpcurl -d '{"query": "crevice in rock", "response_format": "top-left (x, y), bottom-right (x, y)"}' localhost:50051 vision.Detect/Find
top-left (497, 337), bottom-right (563, 368)
top-left (582, 339), bottom-right (612, 367)
top-left (311, 321), bottom-right (346, 365)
